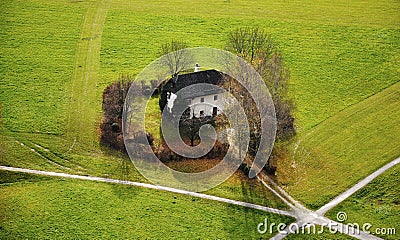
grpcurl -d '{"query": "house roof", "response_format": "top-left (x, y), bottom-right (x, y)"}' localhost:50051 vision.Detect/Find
top-left (178, 84), bottom-right (224, 99)
top-left (169, 69), bottom-right (226, 99)
top-left (171, 69), bottom-right (225, 89)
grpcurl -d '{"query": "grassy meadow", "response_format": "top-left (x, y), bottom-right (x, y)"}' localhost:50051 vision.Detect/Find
top-left (100, 0), bottom-right (400, 130)
top-left (0, 0), bottom-right (399, 238)
top-left (0, 172), bottom-right (294, 239)
top-left (100, 0), bottom-right (400, 213)
top-left (277, 81), bottom-right (400, 209)
top-left (0, 0), bottom-right (88, 135)
top-left (326, 164), bottom-right (400, 240)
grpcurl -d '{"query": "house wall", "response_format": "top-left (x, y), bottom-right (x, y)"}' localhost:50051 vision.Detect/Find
top-left (190, 92), bottom-right (224, 118)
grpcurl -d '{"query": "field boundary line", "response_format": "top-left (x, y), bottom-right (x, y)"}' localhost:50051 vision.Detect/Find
top-left (301, 80), bottom-right (400, 136)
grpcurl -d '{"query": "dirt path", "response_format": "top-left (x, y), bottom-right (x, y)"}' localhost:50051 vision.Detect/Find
top-left (66, 0), bottom-right (109, 148)
top-left (258, 157), bottom-right (399, 240)
top-left (316, 157), bottom-right (400, 215)
top-left (1, 156), bottom-right (398, 239)
top-left (0, 165), bottom-right (294, 218)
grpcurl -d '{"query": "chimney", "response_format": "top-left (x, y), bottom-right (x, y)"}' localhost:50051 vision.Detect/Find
top-left (194, 63), bottom-right (200, 72)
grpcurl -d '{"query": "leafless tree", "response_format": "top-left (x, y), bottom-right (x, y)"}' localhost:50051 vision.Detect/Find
top-left (225, 27), bottom-right (295, 174)
top-left (180, 117), bottom-right (214, 147)
top-left (100, 75), bottom-right (155, 152)
top-left (226, 27), bottom-right (295, 140)
top-left (159, 40), bottom-right (194, 77)
top-left (227, 27), bottom-right (275, 66)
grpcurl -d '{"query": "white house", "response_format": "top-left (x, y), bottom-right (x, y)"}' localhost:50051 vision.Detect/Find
top-left (187, 91), bottom-right (224, 118)
top-left (163, 65), bottom-right (228, 119)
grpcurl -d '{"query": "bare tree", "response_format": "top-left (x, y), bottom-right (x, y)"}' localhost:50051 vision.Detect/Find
top-left (159, 40), bottom-right (193, 77)
top-left (220, 72), bottom-right (262, 160)
top-left (180, 117), bottom-right (214, 147)
top-left (226, 27), bottom-right (295, 140)
top-left (100, 75), bottom-right (135, 151)
top-left (100, 74), bottom-right (157, 153)
top-left (225, 27), bottom-right (295, 174)
top-left (227, 27), bottom-right (275, 66)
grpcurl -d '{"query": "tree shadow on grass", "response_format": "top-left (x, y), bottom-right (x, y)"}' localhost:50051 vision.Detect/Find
top-left (222, 173), bottom-right (272, 239)
top-left (0, 170), bottom-right (53, 185)
top-left (111, 158), bottom-right (144, 201)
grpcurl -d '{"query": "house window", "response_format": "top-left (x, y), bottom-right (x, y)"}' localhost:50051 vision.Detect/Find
top-left (200, 110), bottom-right (204, 116)
top-left (214, 95), bottom-right (218, 101)
top-left (200, 97), bottom-right (204, 103)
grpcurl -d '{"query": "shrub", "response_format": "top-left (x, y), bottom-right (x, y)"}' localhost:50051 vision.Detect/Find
top-left (100, 76), bottom-right (154, 153)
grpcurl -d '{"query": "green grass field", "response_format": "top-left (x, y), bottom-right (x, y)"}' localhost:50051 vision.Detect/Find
top-left (326, 164), bottom-right (399, 240)
top-left (277, 81), bottom-right (400, 209)
top-left (1, 0), bottom-right (399, 238)
top-left (100, 0), bottom-right (400, 130)
top-left (0, 0), bottom-right (88, 135)
top-left (0, 172), bottom-right (294, 239)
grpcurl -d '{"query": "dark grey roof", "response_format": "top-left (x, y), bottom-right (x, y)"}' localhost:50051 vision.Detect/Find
top-left (171, 70), bottom-right (225, 90)
top-left (178, 84), bottom-right (224, 99)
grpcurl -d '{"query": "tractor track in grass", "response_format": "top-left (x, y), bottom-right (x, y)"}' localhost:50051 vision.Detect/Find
top-left (1, 1), bottom-right (110, 170)
top-left (66, 0), bottom-right (109, 149)
top-left (14, 140), bottom-right (69, 170)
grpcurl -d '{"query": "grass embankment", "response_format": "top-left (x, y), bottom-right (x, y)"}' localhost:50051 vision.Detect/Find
top-left (326, 164), bottom-right (399, 240)
top-left (277, 81), bottom-right (400, 209)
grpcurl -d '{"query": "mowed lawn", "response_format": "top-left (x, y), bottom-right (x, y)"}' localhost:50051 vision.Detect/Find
top-left (277, 81), bottom-right (400, 209)
top-left (0, 0), bottom-right (399, 238)
top-left (0, 171), bottom-right (294, 239)
top-left (326, 164), bottom-right (400, 240)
